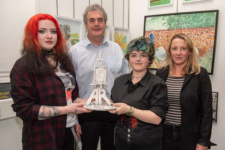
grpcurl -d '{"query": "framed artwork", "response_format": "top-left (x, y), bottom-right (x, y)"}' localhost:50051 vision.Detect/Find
top-left (111, 27), bottom-right (130, 55)
top-left (0, 82), bottom-right (11, 100)
top-left (212, 92), bottom-right (218, 123)
top-left (56, 16), bottom-right (83, 49)
top-left (143, 10), bottom-right (219, 74)
top-left (183, 0), bottom-right (209, 3)
top-left (148, 0), bottom-right (173, 8)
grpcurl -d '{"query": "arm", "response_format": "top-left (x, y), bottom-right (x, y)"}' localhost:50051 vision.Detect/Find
top-left (38, 102), bottom-right (90, 120)
top-left (110, 76), bottom-right (168, 125)
top-left (111, 103), bottom-right (162, 125)
top-left (197, 68), bottom-right (212, 146)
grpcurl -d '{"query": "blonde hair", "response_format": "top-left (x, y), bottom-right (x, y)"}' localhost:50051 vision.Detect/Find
top-left (165, 33), bottom-right (200, 75)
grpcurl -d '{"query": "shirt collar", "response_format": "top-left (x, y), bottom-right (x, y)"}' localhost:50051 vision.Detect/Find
top-left (84, 35), bottom-right (109, 47)
top-left (125, 71), bottom-right (151, 87)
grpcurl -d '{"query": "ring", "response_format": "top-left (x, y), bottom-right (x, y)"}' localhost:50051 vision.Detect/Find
top-left (115, 110), bottom-right (117, 114)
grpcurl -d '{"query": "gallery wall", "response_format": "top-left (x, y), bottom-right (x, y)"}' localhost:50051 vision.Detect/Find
top-left (0, 0), bottom-right (224, 150)
top-left (0, 0), bottom-right (129, 150)
top-left (129, 0), bottom-right (225, 150)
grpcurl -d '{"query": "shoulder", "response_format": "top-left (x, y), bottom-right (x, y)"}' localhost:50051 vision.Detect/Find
top-left (200, 67), bottom-right (208, 75)
top-left (70, 39), bottom-right (86, 50)
top-left (155, 66), bottom-right (169, 76)
top-left (106, 40), bottom-right (121, 49)
top-left (149, 72), bottom-right (166, 86)
top-left (11, 57), bottom-right (24, 70)
top-left (115, 73), bottom-right (129, 82)
top-left (198, 67), bottom-right (210, 80)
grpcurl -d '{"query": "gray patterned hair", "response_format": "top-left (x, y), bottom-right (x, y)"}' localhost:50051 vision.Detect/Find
top-left (83, 3), bottom-right (107, 25)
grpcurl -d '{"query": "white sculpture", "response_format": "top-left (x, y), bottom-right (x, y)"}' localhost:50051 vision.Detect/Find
top-left (84, 53), bottom-right (116, 111)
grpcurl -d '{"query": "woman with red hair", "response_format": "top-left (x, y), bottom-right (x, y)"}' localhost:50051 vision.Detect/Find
top-left (10, 14), bottom-right (90, 150)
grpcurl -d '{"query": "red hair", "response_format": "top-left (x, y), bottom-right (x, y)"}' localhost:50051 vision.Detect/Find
top-left (22, 14), bottom-right (66, 56)
top-left (20, 14), bottom-right (75, 76)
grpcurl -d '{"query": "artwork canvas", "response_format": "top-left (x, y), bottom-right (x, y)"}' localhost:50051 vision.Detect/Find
top-left (0, 82), bottom-right (11, 100)
top-left (183, 0), bottom-right (209, 3)
top-left (212, 92), bottom-right (218, 123)
top-left (143, 10), bottom-right (219, 74)
top-left (112, 27), bottom-right (130, 55)
top-left (148, 0), bottom-right (173, 8)
top-left (56, 16), bottom-right (83, 49)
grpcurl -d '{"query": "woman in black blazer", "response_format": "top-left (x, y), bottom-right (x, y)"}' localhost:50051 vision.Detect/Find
top-left (156, 33), bottom-right (212, 150)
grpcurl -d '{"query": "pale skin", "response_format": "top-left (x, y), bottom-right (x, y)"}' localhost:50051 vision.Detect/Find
top-left (85, 10), bottom-right (106, 46)
top-left (37, 19), bottom-right (91, 137)
top-left (109, 50), bottom-right (162, 125)
top-left (170, 38), bottom-right (208, 150)
top-left (169, 38), bottom-right (191, 77)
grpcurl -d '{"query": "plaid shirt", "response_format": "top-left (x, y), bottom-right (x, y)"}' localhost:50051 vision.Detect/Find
top-left (10, 58), bottom-right (78, 150)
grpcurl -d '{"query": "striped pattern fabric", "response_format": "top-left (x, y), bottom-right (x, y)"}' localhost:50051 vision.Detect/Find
top-left (165, 76), bottom-right (185, 125)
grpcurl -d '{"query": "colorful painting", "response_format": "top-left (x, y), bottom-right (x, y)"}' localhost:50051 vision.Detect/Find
top-left (183, 0), bottom-right (209, 3)
top-left (149, 0), bottom-right (173, 8)
top-left (0, 83), bottom-right (11, 100)
top-left (56, 16), bottom-right (83, 49)
top-left (112, 27), bottom-right (130, 55)
top-left (143, 10), bottom-right (219, 74)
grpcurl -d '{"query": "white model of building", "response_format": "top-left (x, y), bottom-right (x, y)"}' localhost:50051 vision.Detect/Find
top-left (84, 53), bottom-right (116, 111)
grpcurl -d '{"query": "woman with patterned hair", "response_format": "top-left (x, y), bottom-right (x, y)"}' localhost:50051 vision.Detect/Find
top-left (156, 33), bottom-right (212, 150)
top-left (10, 14), bottom-right (90, 150)
top-left (110, 36), bottom-right (168, 150)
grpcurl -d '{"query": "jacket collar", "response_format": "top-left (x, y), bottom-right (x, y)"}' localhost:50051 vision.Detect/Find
top-left (160, 66), bottom-right (196, 88)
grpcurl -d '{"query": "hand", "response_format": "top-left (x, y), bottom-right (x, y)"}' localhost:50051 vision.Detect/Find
top-left (74, 98), bottom-right (88, 103)
top-left (67, 102), bottom-right (91, 114)
top-left (75, 124), bottom-right (82, 138)
top-left (108, 103), bottom-right (130, 115)
top-left (196, 144), bottom-right (208, 150)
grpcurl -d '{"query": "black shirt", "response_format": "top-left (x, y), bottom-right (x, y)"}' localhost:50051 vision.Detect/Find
top-left (111, 71), bottom-right (168, 119)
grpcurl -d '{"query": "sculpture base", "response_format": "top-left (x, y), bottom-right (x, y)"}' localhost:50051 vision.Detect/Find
top-left (84, 102), bottom-right (117, 111)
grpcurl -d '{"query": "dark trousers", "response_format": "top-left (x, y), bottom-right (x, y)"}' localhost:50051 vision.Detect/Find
top-left (80, 121), bottom-right (115, 150)
top-left (115, 121), bottom-right (163, 150)
top-left (162, 124), bottom-right (182, 150)
top-left (62, 127), bottom-right (76, 150)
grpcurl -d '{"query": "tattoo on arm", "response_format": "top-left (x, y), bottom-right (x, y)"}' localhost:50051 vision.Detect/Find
top-left (39, 106), bottom-right (62, 120)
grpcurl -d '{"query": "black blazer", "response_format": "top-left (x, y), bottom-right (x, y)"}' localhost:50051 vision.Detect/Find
top-left (156, 67), bottom-right (212, 150)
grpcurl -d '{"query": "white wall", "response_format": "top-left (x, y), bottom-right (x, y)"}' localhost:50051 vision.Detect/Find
top-left (129, 0), bottom-right (225, 150)
top-left (1, 0), bottom-right (224, 150)
top-left (0, 0), bottom-right (129, 150)
top-left (0, 0), bottom-right (36, 149)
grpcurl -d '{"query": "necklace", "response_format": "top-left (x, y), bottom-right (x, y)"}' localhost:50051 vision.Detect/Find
top-left (132, 75), bottom-right (144, 79)
top-left (42, 49), bottom-right (55, 56)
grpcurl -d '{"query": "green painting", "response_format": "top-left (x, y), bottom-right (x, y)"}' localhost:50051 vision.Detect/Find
top-left (183, 0), bottom-right (207, 3)
top-left (149, 0), bottom-right (172, 7)
top-left (144, 10), bottom-right (219, 74)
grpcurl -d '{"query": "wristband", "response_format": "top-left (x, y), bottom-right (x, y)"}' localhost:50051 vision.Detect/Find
top-left (126, 106), bottom-right (134, 116)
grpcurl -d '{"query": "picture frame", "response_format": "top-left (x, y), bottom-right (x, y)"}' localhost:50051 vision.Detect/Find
top-left (56, 16), bottom-right (83, 49)
top-left (182, 0), bottom-right (209, 3)
top-left (212, 92), bottom-right (218, 123)
top-left (0, 82), bottom-right (11, 100)
top-left (111, 27), bottom-right (130, 55)
top-left (143, 10), bottom-right (219, 74)
top-left (148, 0), bottom-right (173, 8)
